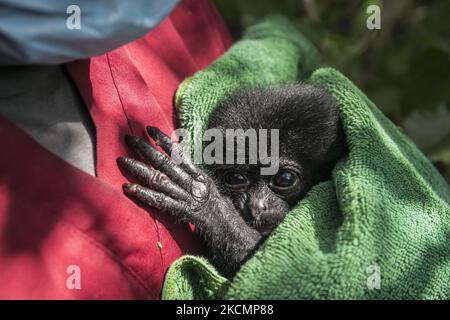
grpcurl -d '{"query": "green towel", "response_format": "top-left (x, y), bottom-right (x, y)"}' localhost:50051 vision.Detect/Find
top-left (163, 15), bottom-right (450, 300)
top-left (176, 14), bottom-right (320, 146)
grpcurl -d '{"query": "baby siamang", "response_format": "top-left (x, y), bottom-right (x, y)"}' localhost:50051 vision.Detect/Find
top-left (117, 83), bottom-right (345, 276)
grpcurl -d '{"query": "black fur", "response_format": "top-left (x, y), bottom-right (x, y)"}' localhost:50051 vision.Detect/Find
top-left (206, 83), bottom-right (345, 236)
top-left (119, 83), bottom-right (345, 276)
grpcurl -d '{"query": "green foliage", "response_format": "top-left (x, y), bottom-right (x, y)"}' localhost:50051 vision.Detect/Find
top-left (214, 0), bottom-right (450, 181)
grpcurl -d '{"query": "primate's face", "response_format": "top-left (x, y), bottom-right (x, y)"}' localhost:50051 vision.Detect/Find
top-left (206, 160), bottom-right (305, 236)
top-left (205, 84), bottom-right (345, 236)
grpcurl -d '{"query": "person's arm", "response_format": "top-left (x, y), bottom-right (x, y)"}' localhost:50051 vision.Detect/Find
top-left (0, 0), bottom-right (179, 65)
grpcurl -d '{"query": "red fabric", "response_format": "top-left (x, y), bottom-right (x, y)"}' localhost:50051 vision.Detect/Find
top-left (0, 0), bottom-right (231, 299)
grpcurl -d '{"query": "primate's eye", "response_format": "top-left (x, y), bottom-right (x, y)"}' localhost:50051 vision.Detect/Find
top-left (224, 171), bottom-right (248, 186)
top-left (272, 170), bottom-right (298, 188)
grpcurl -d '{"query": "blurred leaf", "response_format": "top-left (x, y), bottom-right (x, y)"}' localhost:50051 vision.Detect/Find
top-left (400, 46), bottom-right (450, 115)
top-left (370, 87), bottom-right (401, 118)
top-left (403, 104), bottom-right (450, 164)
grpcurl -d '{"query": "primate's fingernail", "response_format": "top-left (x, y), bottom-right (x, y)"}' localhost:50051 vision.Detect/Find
top-left (117, 156), bottom-right (129, 167)
top-left (124, 134), bottom-right (138, 146)
top-left (147, 127), bottom-right (162, 146)
top-left (146, 126), bottom-right (159, 138)
top-left (124, 134), bottom-right (133, 145)
top-left (123, 183), bottom-right (137, 194)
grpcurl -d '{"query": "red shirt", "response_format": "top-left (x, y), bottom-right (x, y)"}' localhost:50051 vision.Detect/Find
top-left (0, 0), bottom-right (231, 299)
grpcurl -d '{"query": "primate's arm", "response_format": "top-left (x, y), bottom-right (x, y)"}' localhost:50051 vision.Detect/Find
top-left (118, 126), bottom-right (262, 275)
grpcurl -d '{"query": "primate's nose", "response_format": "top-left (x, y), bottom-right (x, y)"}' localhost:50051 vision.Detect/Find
top-left (249, 198), bottom-right (268, 219)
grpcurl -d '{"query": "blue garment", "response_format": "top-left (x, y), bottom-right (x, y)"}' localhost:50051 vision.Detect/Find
top-left (0, 0), bottom-right (179, 65)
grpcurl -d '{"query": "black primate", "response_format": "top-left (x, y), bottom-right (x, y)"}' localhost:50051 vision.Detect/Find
top-left (118, 84), bottom-right (345, 276)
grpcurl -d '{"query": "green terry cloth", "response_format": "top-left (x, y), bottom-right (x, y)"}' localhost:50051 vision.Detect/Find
top-left (175, 14), bottom-right (320, 146)
top-left (164, 15), bottom-right (450, 300)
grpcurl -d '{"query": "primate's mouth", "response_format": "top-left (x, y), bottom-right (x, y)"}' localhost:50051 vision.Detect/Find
top-left (246, 216), bottom-right (280, 236)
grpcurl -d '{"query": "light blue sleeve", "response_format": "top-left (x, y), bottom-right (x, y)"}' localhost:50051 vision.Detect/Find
top-left (0, 0), bottom-right (179, 65)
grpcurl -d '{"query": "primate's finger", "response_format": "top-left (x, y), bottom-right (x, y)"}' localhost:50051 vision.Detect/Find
top-left (146, 126), bottom-right (176, 153)
top-left (123, 183), bottom-right (187, 215)
top-left (125, 135), bottom-right (193, 189)
top-left (117, 157), bottom-right (190, 201)
top-left (146, 126), bottom-right (201, 177)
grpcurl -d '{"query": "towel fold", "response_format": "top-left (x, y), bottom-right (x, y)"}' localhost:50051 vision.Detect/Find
top-left (164, 15), bottom-right (450, 300)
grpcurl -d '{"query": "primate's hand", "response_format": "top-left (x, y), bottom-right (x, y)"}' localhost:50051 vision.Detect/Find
top-left (118, 126), bottom-right (216, 226)
top-left (117, 126), bottom-right (262, 275)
